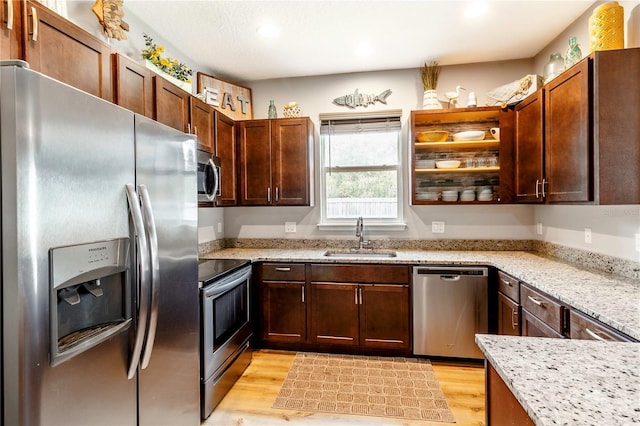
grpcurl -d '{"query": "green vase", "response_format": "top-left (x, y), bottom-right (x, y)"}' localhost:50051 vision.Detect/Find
top-left (565, 37), bottom-right (583, 68)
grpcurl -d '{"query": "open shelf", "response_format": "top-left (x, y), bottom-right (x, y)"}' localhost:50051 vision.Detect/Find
top-left (415, 140), bottom-right (500, 150)
top-left (416, 166), bottom-right (500, 173)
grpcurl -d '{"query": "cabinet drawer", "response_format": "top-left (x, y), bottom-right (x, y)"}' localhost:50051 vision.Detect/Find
top-left (570, 310), bottom-right (633, 342)
top-left (310, 264), bottom-right (409, 284)
top-left (261, 263), bottom-right (306, 281)
top-left (520, 284), bottom-right (564, 334)
top-left (497, 271), bottom-right (519, 302)
top-left (521, 309), bottom-right (564, 338)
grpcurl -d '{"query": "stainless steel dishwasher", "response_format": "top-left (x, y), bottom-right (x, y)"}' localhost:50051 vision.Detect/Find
top-left (412, 266), bottom-right (488, 359)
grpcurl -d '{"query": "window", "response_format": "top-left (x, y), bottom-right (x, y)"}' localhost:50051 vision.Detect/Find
top-left (319, 110), bottom-right (403, 227)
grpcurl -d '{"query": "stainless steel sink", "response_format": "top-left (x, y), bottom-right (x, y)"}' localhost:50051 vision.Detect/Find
top-left (323, 249), bottom-right (397, 258)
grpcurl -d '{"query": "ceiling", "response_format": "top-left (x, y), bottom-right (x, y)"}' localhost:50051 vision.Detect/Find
top-left (124, 0), bottom-right (596, 82)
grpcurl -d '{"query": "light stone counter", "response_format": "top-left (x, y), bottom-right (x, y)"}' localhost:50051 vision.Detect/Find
top-left (476, 334), bottom-right (640, 426)
top-left (202, 248), bottom-right (640, 340)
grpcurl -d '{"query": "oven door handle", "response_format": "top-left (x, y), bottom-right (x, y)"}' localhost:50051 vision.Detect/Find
top-left (125, 184), bottom-right (151, 380)
top-left (203, 268), bottom-right (251, 299)
top-left (138, 184), bottom-right (160, 370)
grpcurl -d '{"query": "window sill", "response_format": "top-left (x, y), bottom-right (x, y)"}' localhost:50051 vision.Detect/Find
top-left (317, 222), bottom-right (407, 232)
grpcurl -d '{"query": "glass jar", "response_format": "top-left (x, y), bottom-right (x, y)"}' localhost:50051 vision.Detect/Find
top-left (268, 100), bottom-right (277, 118)
top-left (565, 37), bottom-right (583, 68)
top-left (543, 53), bottom-right (565, 84)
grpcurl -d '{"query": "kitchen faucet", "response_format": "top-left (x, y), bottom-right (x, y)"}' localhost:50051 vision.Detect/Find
top-left (355, 216), bottom-right (370, 249)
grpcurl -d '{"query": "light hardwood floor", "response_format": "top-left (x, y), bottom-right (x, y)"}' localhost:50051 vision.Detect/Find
top-left (203, 350), bottom-right (486, 426)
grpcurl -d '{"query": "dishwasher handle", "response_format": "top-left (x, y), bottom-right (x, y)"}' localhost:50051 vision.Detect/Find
top-left (439, 275), bottom-right (461, 281)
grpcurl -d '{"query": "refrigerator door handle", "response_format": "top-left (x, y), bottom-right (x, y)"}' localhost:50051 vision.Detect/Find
top-left (138, 184), bottom-right (160, 369)
top-left (125, 184), bottom-right (151, 379)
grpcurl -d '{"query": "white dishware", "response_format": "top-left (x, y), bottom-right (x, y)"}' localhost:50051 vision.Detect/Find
top-left (453, 130), bottom-right (485, 141)
top-left (490, 127), bottom-right (500, 140)
top-left (436, 160), bottom-right (461, 169)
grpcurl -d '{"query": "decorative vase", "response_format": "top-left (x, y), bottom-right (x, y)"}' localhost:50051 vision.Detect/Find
top-left (543, 53), bottom-right (565, 84)
top-left (144, 59), bottom-right (192, 93)
top-left (268, 100), bottom-right (277, 118)
top-left (589, 1), bottom-right (624, 52)
top-left (422, 90), bottom-right (441, 110)
top-left (565, 37), bottom-right (583, 68)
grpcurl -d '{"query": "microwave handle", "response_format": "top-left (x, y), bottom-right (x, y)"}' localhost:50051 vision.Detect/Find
top-left (204, 158), bottom-right (219, 201)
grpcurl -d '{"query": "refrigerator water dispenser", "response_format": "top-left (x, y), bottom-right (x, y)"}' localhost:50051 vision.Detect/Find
top-left (49, 238), bottom-right (132, 366)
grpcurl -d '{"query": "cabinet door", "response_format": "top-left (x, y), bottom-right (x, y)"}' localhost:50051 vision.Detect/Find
top-left (25, 1), bottom-right (112, 101)
top-left (497, 292), bottom-right (520, 336)
top-left (112, 53), bottom-right (153, 118)
top-left (545, 59), bottom-right (591, 203)
top-left (214, 112), bottom-right (238, 207)
top-left (487, 364), bottom-right (535, 426)
top-left (271, 118), bottom-right (311, 206)
top-left (521, 309), bottom-right (563, 338)
top-left (359, 284), bottom-right (410, 351)
top-left (310, 283), bottom-right (359, 347)
top-left (261, 281), bottom-right (306, 343)
top-left (514, 89), bottom-right (544, 202)
top-left (154, 76), bottom-right (190, 133)
top-left (190, 96), bottom-right (215, 152)
top-left (238, 120), bottom-right (271, 205)
top-left (1, 0), bottom-right (21, 59)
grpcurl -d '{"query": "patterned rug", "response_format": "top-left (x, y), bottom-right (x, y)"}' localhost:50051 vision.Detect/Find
top-left (272, 352), bottom-right (455, 423)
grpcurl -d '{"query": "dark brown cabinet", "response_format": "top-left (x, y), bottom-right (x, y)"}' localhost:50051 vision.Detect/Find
top-left (24, 1), bottom-right (112, 101)
top-left (153, 76), bottom-right (190, 132)
top-left (214, 112), bottom-right (238, 207)
top-left (309, 264), bottom-right (410, 354)
top-left (569, 309), bottom-right (633, 342)
top-left (520, 283), bottom-right (566, 338)
top-left (497, 271), bottom-right (520, 336)
top-left (112, 53), bottom-right (154, 118)
top-left (486, 364), bottom-right (535, 426)
top-left (259, 263), bottom-right (307, 344)
top-left (190, 96), bottom-right (215, 153)
top-left (238, 118), bottom-right (314, 206)
top-left (514, 48), bottom-right (640, 204)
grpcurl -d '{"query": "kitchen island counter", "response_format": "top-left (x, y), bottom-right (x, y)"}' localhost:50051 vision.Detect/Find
top-left (476, 334), bottom-right (640, 426)
top-left (202, 248), bottom-right (640, 340)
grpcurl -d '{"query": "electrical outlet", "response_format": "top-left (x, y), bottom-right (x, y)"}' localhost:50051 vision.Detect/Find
top-left (285, 222), bottom-right (297, 233)
top-left (536, 222), bottom-right (543, 235)
top-left (635, 233), bottom-right (640, 253)
top-left (432, 221), bottom-right (445, 234)
top-left (584, 228), bottom-right (592, 244)
top-left (217, 223), bottom-right (222, 233)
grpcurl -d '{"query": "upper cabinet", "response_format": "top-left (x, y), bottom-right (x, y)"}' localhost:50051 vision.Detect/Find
top-left (24, 1), bottom-right (112, 101)
top-left (515, 47), bottom-right (640, 205)
top-left (153, 76), bottom-right (191, 132)
top-left (410, 107), bottom-right (514, 204)
top-left (214, 112), bottom-right (237, 207)
top-left (1, 0), bottom-right (22, 59)
top-left (238, 117), bottom-right (314, 206)
top-left (190, 95), bottom-right (215, 153)
top-left (112, 53), bottom-right (154, 118)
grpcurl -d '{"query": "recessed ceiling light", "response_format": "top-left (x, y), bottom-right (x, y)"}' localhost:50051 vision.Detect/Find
top-left (355, 42), bottom-right (373, 56)
top-left (257, 24), bottom-right (280, 38)
top-left (464, 1), bottom-right (488, 18)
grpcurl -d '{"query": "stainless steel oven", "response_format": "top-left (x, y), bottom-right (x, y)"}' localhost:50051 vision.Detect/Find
top-left (199, 259), bottom-right (252, 419)
top-left (197, 150), bottom-right (221, 205)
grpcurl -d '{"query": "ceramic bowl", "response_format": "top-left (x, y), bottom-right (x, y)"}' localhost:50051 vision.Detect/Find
top-left (436, 160), bottom-right (461, 169)
top-left (416, 131), bottom-right (449, 142)
top-left (452, 130), bottom-right (485, 141)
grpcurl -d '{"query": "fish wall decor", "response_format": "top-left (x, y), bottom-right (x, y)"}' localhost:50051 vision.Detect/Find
top-left (333, 89), bottom-right (392, 108)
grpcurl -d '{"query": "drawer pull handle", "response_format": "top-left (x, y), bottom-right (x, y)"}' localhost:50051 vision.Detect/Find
top-left (301, 285), bottom-right (305, 303)
top-left (527, 295), bottom-right (543, 306)
top-left (7, 0), bottom-right (14, 30)
top-left (274, 267), bottom-right (291, 272)
top-left (30, 6), bottom-right (38, 42)
top-left (585, 328), bottom-right (607, 342)
top-left (500, 278), bottom-right (513, 287)
top-left (511, 310), bottom-right (519, 329)
top-left (535, 179), bottom-right (540, 199)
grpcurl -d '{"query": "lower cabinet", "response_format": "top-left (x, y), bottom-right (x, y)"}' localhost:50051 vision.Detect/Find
top-left (257, 262), bottom-right (411, 355)
top-left (486, 363), bottom-right (534, 426)
top-left (520, 283), bottom-right (567, 338)
top-left (569, 309), bottom-right (633, 342)
top-left (497, 271), bottom-right (520, 336)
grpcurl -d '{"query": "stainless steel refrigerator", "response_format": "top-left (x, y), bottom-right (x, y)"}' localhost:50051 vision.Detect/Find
top-left (0, 61), bottom-right (200, 425)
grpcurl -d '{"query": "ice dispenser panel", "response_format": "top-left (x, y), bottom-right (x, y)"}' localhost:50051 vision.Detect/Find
top-left (50, 238), bottom-right (132, 366)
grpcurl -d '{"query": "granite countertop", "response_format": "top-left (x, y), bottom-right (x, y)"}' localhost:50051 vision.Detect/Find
top-left (476, 334), bottom-right (640, 425)
top-left (202, 248), bottom-right (640, 340)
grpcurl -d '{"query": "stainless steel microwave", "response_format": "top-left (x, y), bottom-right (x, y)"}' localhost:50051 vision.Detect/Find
top-left (197, 150), bottom-right (221, 205)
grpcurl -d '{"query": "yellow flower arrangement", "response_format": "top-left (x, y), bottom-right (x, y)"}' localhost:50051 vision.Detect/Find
top-left (141, 33), bottom-right (192, 83)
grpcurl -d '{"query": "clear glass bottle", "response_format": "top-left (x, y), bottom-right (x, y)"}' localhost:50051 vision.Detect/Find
top-left (565, 37), bottom-right (583, 68)
top-left (268, 100), bottom-right (277, 118)
top-left (543, 53), bottom-right (565, 83)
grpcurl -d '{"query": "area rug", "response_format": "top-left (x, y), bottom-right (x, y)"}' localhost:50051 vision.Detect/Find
top-left (272, 352), bottom-right (455, 423)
